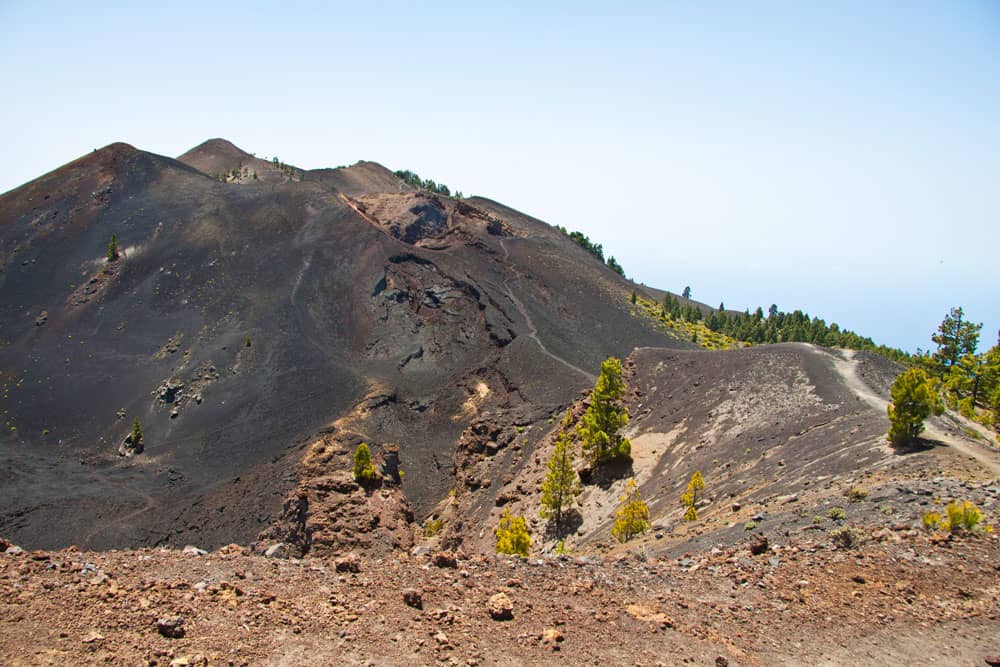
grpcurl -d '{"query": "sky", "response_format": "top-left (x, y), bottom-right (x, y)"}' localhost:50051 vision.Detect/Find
top-left (2, 1), bottom-right (998, 353)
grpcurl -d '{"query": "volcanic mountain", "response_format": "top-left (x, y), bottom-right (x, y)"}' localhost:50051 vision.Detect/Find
top-left (3, 139), bottom-right (999, 562)
top-left (0, 139), bottom-right (696, 551)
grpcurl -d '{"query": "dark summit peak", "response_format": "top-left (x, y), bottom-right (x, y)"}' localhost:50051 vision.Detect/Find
top-left (178, 138), bottom-right (254, 163)
top-left (99, 141), bottom-right (140, 155)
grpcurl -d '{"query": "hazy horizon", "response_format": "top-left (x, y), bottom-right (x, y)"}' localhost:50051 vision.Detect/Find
top-left (2, 2), bottom-right (997, 353)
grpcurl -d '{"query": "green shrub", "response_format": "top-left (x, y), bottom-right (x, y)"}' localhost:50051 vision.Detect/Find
top-left (846, 487), bottom-right (868, 502)
top-left (612, 479), bottom-right (650, 542)
top-left (424, 518), bottom-right (444, 537)
top-left (827, 507), bottom-right (846, 520)
top-left (944, 500), bottom-right (982, 533)
top-left (831, 525), bottom-right (863, 549)
top-left (680, 471), bottom-right (705, 522)
top-left (495, 508), bottom-right (531, 556)
top-left (352, 443), bottom-right (377, 483)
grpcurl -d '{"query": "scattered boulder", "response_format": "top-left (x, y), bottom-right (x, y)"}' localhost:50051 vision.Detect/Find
top-left (264, 543), bottom-right (290, 559)
top-left (156, 380), bottom-right (185, 405)
top-left (432, 551), bottom-right (458, 568)
top-left (401, 588), bottom-right (423, 609)
top-left (625, 604), bottom-right (674, 628)
top-left (217, 544), bottom-right (244, 556)
top-left (156, 616), bottom-right (185, 639)
top-left (182, 545), bottom-right (207, 556)
top-left (335, 552), bottom-right (362, 573)
top-left (541, 627), bottom-right (564, 647)
top-left (984, 655), bottom-right (1000, 667)
top-left (118, 432), bottom-right (143, 457)
top-left (715, 657), bottom-right (729, 667)
top-left (750, 535), bottom-right (770, 555)
top-left (487, 592), bottom-right (514, 621)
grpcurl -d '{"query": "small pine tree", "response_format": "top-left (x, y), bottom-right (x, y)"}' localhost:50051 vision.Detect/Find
top-left (131, 417), bottom-right (143, 447)
top-left (540, 411), bottom-right (581, 528)
top-left (245, 335), bottom-right (252, 347)
top-left (612, 479), bottom-right (650, 543)
top-left (495, 508), bottom-right (531, 556)
top-left (578, 357), bottom-right (631, 465)
top-left (681, 470), bottom-right (705, 521)
top-left (107, 234), bottom-right (119, 261)
top-left (630, 290), bottom-right (637, 305)
top-left (887, 368), bottom-right (944, 446)
top-left (352, 442), bottom-right (377, 483)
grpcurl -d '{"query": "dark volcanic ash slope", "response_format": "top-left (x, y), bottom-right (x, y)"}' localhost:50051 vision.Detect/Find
top-left (0, 140), bottom-right (690, 551)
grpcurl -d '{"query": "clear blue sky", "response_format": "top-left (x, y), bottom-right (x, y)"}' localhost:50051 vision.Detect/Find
top-left (2, 1), bottom-right (998, 353)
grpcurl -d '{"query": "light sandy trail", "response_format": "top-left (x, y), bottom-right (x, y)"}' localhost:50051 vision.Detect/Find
top-left (831, 348), bottom-right (1000, 477)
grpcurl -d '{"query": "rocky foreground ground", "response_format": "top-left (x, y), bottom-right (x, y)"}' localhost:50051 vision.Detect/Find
top-left (2, 512), bottom-right (999, 667)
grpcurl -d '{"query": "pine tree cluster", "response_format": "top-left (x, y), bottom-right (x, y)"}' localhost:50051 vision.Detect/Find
top-left (553, 226), bottom-right (627, 277)
top-left (393, 169), bottom-right (459, 197)
top-left (657, 294), bottom-right (910, 364)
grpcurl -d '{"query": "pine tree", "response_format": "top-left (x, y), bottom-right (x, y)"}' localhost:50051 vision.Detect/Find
top-left (352, 442), bottom-right (377, 483)
top-left (495, 508), bottom-right (531, 556)
top-left (107, 234), bottom-right (119, 262)
top-left (888, 368), bottom-right (944, 447)
top-left (680, 470), bottom-right (705, 521)
top-left (607, 256), bottom-right (625, 277)
top-left (131, 417), bottom-right (143, 448)
top-left (540, 412), bottom-right (581, 528)
top-left (612, 479), bottom-right (650, 543)
top-left (991, 386), bottom-right (1000, 429)
top-left (932, 307), bottom-right (982, 373)
top-left (630, 290), bottom-right (637, 305)
top-left (983, 340), bottom-right (1000, 425)
top-left (682, 286), bottom-right (691, 300)
top-left (578, 357), bottom-right (631, 465)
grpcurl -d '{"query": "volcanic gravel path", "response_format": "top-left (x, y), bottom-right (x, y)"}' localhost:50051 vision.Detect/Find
top-left (834, 349), bottom-right (1000, 477)
top-left (498, 238), bottom-right (596, 383)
